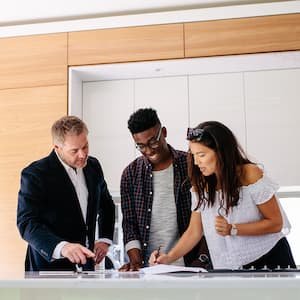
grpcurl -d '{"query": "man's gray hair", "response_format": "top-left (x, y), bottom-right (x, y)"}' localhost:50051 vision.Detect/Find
top-left (51, 115), bottom-right (88, 145)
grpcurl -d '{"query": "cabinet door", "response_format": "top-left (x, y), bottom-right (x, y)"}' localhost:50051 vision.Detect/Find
top-left (245, 69), bottom-right (300, 186)
top-left (83, 80), bottom-right (135, 192)
top-left (189, 73), bottom-right (246, 148)
top-left (68, 24), bottom-right (184, 66)
top-left (184, 14), bottom-right (300, 58)
top-left (135, 76), bottom-right (189, 152)
top-left (0, 85), bottom-right (67, 275)
top-left (0, 33), bottom-right (67, 89)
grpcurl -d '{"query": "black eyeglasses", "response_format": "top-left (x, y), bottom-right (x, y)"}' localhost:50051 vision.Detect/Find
top-left (187, 128), bottom-right (205, 141)
top-left (135, 126), bottom-right (162, 153)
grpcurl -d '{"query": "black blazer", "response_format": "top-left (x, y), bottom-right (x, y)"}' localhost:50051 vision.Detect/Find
top-left (17, 150), bottom-right (115, 271)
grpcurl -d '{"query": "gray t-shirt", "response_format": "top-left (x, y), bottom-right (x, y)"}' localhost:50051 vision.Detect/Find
top-left (146, 164), bottom-right (185, 266)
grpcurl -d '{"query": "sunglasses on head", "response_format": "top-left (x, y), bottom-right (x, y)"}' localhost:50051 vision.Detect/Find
top-left (186, 128), bottom-right (205, 141)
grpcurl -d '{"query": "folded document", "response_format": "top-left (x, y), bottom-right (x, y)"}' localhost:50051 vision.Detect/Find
top-left (142, 264), bottom-right (207, 275)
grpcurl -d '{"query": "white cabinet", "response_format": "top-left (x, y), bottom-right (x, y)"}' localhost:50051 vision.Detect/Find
top-left (73, 52), bottom-right (300, 191)
top-left (189, 73), bottom-right (246, 148)
top-left (189, 69), bottom-right (300, 187)
top-left (83, 76), bottom-right (191, 191)
top-left (245, 69), bottom-right (300, 186)
top-left (83, 80), bottom-right (135, 192)
top-left (135, 76), bottom-right (189, 151)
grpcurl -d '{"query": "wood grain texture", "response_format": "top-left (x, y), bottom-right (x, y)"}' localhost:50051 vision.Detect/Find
top-left (0, 33), bottom-right (68, 89)
top-left (0, 85), bottom-right (67, 274)
top-left (68, 24), bottom-right (184, 65)
top-left (185, 13), bottom-right (300, 57)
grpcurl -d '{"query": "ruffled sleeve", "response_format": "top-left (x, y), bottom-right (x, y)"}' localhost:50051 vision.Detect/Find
top-left (246, 175), bottom-right (279, 205)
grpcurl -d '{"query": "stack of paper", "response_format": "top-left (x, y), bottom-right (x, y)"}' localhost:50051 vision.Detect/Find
top-left (141, 264), bottom-right (207, 275)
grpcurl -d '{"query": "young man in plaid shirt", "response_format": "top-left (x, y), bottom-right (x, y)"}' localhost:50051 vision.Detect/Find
top-left (119, 108), bottom-right (208, 271)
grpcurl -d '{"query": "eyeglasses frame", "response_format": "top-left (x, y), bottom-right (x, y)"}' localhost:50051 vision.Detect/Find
top-left (135, 125), bottom-right (162, 152)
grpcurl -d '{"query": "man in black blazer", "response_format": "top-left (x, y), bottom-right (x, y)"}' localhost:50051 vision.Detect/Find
top-left (17, 116), bottom-right (115, 271)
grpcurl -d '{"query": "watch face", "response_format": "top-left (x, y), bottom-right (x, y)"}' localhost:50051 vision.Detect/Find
top-left (231, 225), bottom-right (238, 236)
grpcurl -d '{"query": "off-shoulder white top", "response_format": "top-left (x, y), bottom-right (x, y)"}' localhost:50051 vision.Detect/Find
top-left (191, 174), bottom-right (291, 269)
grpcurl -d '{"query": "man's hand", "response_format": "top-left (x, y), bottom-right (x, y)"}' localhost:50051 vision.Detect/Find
top-left (94, 241), bottom-right (109, 265)
top-left (119, 261), bottom-right (142, 272)
top-left (118, 248), bottom-right (142, 272)
top-left (61, 243), bottom-right (95, 265)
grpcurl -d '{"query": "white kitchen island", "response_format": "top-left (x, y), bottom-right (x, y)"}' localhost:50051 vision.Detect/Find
top-left (0, 270), bottom-right (300, 300)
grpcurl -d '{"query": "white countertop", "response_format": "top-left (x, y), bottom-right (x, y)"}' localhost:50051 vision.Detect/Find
top-left (1, 270), bottom-right (300, 300)
top-left (1, 270), bottom-right (300, 288)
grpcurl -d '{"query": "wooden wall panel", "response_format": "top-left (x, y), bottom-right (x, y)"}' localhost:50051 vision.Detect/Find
top-left (68, 24), bottom-right (184, 66)
top-left (185, 13), bottom-right (300, 58)
top-left (0, 85), bottom-right (67, 276)
top-left (0, 33), bottom-right (68, 90)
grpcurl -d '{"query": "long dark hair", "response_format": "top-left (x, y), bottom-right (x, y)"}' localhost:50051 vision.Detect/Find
top-left (187, 121), bottom-right (252, 215)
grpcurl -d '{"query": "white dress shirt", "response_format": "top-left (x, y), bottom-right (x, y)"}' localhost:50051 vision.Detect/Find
top-left (52, 151), bottom-right (111, 259)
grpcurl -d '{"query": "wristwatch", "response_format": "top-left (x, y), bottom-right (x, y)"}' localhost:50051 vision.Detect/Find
top-left (230, 224), bottom-right (238, 236)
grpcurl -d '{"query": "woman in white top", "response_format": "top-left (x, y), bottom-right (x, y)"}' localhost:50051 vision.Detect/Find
top-left (150, 121), bottom-right (295, 270)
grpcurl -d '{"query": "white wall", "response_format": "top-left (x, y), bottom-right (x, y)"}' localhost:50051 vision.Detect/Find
top-left (280, 197), bottom-right (300, 266)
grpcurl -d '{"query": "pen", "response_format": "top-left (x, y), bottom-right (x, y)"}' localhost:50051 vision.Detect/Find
top-left (154, 245), bottom-right (161, 263)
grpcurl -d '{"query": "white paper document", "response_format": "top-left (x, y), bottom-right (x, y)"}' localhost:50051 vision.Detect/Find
top-left (39, 271), bottom-right (76, 276)
top-left (141, 264), bottom-right (207, 275)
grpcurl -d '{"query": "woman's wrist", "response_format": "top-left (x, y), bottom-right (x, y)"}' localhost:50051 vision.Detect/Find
top-left (166, 251), bottom-right (179, 264)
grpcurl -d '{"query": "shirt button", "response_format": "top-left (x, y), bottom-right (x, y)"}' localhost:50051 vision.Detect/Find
top-left (148, 208), bottom-right (151, 212)
top-left (149, 191), bottom-right (152, 195)
top-left (144, 243), bottom-right (147, 247)
top-left (150, 174), bottom-right (152, 177)
top-left (146, 225), bottom-right (149, 229)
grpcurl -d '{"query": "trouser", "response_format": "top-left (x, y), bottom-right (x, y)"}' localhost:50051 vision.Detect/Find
top-left (243, 237), bottom-right (296, 269)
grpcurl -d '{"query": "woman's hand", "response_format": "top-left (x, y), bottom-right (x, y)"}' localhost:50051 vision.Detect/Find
top-left (149, 250), bottom-right (172, 266)
top-left (215, 215), bottom-right (231, 236)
